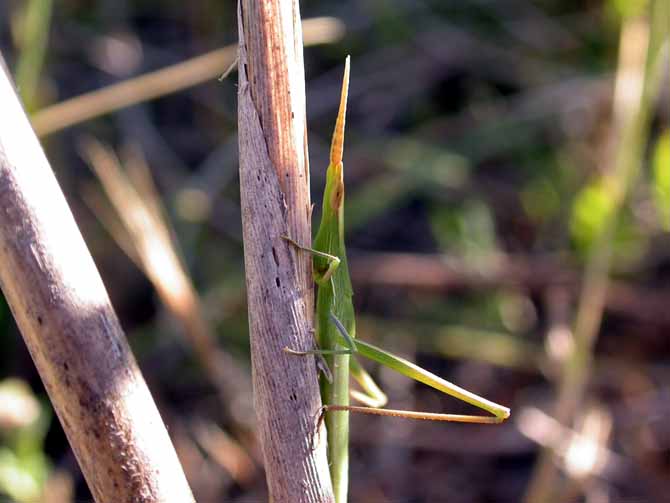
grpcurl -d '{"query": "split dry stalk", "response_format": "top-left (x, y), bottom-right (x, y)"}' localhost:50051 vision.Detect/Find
top-left (0, 55), bottom-right (193, 502)
top-left (237, 0), bottom-right (334, 500)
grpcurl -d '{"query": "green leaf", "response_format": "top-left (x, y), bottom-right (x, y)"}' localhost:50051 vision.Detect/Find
top-left (608, 0), bottom-right (648, 19)
top-left (652, 130), bottom-right (670, 230)
top-left (0, 448), bottom-right (48, 503)
top-left (570, 179), bottom-right (617, 251)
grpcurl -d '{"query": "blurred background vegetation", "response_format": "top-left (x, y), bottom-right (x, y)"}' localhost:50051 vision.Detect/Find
top-left (0, 0), bottom-right (668, 501)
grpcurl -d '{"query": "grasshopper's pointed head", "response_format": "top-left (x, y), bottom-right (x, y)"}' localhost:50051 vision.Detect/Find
top-left (326, 56), bottom-right (350, 215)
top-left (313, 58), bottom-right (352, 253)
top-left (329, 56), bottom-right (350, 169)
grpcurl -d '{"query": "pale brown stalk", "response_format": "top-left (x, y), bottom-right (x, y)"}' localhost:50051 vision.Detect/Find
top-left (0, 55), bottom-right (193, 503)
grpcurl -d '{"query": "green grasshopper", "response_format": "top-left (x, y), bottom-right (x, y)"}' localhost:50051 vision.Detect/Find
top-left (283, 56), bottom-right (510, 503)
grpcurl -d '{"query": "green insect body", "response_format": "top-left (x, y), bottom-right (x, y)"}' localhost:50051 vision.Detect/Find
top-left (311, 56), bottom-right (354, 500)
top-left (285, 57), bottom-right (510, 503)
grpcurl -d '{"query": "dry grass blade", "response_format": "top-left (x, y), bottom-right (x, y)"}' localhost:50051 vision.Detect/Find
top-left (79, 138), bottom-right (254, 428)
top-left (80, 182), bottom-right (143, 268)
top-left (122, 143), bottom-right (171, 234)
top-left (31, 16), bottom-right (345, 136)
top-left (191, 419), bottom-right (258, 488)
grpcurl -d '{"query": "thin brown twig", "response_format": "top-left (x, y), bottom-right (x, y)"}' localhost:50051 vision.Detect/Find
top-left (349, 251), bottom-right (670, 325)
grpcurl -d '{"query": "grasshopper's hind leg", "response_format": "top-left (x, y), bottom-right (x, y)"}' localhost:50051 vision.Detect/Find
top-left (349, 357), bottom-right (388, 408)
top-left (326, 312), bottom-right (388, 408)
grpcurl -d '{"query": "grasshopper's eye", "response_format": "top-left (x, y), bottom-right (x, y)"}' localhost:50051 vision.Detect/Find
top-left (330, 173), bottom-right (344, 211)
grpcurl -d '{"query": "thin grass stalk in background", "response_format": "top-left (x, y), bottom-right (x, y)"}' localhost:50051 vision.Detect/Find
top-left (524, 2), bottom-right (669, 500)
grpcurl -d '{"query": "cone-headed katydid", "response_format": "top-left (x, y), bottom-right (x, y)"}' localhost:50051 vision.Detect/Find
top-left (283, 56), bottom-right (510, 503)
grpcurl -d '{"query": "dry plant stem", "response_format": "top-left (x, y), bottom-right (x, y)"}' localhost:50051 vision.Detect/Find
top-left (31, 17), bottom-right (344, 137)
top-left (0, 57), bottom-right (193, 502)
top-left (524, 7), bottom-right (665, 502)
top-left (350, 251), bottom-right (670, 325)
top-left (237, 1), bottom-right (334, 501)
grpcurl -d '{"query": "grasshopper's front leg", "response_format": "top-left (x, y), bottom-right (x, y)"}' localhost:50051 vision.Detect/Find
top-left (281, 237), bottom-right (386, 407)
top-left (281, 236), bottom-right (340, 284)
top-left (280, 236), bottom-right (348, 362)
